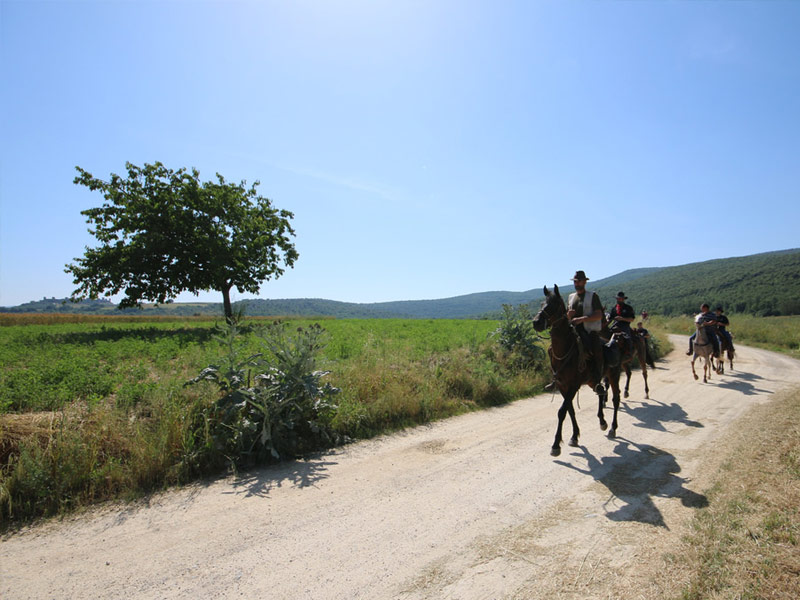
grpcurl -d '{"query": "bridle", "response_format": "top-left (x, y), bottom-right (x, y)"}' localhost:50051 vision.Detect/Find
top-left (536, 300), bottom-right (577, 362)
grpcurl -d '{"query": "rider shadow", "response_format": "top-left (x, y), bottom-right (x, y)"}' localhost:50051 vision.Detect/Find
top-left (554, 437), bottom-right (708, 529)
top-left (620, 398), bottom-right (704, 432)
top-left (714, 378), bottom-right (771, 396)
top-left (225, 453), bottom-right (338, 498)
top-left (727, 371), bottom-right (762, 382)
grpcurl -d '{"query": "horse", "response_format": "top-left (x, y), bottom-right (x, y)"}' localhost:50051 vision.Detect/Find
top-left (612, 326), bottom-right (650, 400)
top-left (716, 331), bottom-right (735, 373)
top-left (533, 285), bottom-right (623, 457)
top-left (691, 323), bottom-right (719, 382)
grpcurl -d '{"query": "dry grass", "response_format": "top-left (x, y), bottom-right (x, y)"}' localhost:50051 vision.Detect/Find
top-left (663, 387), bottom-right (800, 599)
top-left (0, 412), bottom-right (58, 465)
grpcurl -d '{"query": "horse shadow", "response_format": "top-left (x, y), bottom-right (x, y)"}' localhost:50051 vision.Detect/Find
top-left (619, 397), bottom-right (704, 432)
top-left (224, 453), bottom-right (338, 498)
top-left (713, 371), bottom-right (771, 395)
top-left (554, 437), bottom-right (708, 528)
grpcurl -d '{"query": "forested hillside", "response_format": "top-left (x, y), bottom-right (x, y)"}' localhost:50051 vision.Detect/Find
top-left (590, 249), bottom-right (800, 316)
top-left (2, 248), bottom-right (798, 318)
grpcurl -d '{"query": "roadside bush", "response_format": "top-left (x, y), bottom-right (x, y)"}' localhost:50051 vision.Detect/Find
top-left (186, 321), bottom-right (342, 469)
top-left (493, 304), bottom-right (546, 371)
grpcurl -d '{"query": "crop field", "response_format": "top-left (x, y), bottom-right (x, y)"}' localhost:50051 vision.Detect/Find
top-left (0, 314), bottom-right (552, 523)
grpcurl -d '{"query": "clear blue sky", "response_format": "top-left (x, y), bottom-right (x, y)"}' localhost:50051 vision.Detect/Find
top-left (2, 0), bottom-right (799, 308)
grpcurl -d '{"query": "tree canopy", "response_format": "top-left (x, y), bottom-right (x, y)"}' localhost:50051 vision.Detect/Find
top-left (66, 161), bottom-right (298, 320)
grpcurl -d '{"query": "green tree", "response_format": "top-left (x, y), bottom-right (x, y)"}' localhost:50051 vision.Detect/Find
top-left (66, 161), bottom-right (298, 320)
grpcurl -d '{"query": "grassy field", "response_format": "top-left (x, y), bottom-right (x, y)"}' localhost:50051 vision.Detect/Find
top-left (650, 313), bottom-right (800, 359)
top-left (0, 314), bottom-right (554, 524)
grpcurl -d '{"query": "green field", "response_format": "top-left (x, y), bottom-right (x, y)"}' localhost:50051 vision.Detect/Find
top-left (0, 315), bottom-right (556, 523)
top-left (649, 313), bottom-right (800, 359)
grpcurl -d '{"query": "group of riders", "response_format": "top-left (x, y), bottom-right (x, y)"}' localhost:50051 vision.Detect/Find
top-left (548, 269), bottom-right (733, 397)
top-left (686, 302), bottom-right (734, 359)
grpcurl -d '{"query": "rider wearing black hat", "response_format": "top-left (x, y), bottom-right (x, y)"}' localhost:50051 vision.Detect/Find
top-left (715, 306), bottom-right (734, 351)
top-left (607, 291), bottom-right (635, 335)
top-left (566, 270), bottom-right (605, 395)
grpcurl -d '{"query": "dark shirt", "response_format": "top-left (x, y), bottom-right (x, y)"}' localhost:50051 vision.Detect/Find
top-left (716, 314), bottom-right (730, 331)
top-left (608, 302), bottom-right (635, 327)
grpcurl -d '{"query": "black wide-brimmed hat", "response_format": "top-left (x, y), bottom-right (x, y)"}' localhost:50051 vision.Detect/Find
top-left (572, 270), bottom-right (589, 281)
top-left (616, 291), bottom-right (627, 300)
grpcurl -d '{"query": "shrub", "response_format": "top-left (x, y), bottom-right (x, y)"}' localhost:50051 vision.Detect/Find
top-left (186, 321), bottom-right (342, 468)
top-left (493, 304), bottom-right (546, 371)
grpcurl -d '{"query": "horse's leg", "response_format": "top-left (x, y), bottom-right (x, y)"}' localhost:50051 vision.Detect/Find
top-left (639, 347), bottom-right (650, 399)
top-left (567, 400), bottom-right (580, 447)
top-left (607, 367), bottom-right (621, 439)
top-left (597, 384), bottom-right (608, 432)
top-left (623, 364), bottom-right (631, 399)
top-left (692, 355), bottom-right (699, 380)
top-left (551, 389), bottom-right (577, 456)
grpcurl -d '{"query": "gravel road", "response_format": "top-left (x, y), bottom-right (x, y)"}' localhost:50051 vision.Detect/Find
top-left (3, 335), bottom-right (800, 600)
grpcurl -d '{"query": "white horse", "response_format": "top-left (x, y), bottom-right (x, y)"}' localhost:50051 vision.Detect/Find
top-left (691, 323), bottom-right (719, 383)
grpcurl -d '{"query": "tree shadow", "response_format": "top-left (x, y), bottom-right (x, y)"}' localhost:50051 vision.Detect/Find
top-left (53, 326), bottom-right (219, 346)
top-left (620, 397), bottom-right (704, 432)
top-left (554, 437), bottom-right (708, 528)
top-left (225, 452), bottom-right (338, 498)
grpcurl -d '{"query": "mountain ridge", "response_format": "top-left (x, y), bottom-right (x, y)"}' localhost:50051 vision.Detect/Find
top-left (3, 248), bottom-right (799, 318)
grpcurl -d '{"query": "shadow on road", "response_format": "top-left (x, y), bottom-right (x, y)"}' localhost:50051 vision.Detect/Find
top-left (714, 378), bottom-right (771, 396)
top-left (555, 437), bottom-right (708, 528)
top-left (227, 454), bottom-right (338, 498)
top-left (620, 397), bottom-right (704, 432)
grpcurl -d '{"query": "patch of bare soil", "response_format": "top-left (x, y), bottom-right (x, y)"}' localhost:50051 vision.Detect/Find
top-left (3, 336), bottom-right (800, 600)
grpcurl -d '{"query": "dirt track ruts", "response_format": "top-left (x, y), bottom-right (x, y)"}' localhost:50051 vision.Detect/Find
top-left (3, 335), bottom-right (800, 600)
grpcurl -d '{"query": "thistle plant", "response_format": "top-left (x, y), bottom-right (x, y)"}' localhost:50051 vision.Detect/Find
top-left (186, 321), bottom-right (340, 467)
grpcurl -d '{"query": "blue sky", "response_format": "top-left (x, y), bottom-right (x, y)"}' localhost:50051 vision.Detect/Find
top-left (2, 0), bottom-right (799, 308)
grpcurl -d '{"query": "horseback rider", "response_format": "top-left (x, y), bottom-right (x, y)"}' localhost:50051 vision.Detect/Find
top-left (636, 321), bottom-right (656, 369)
top-left (607, 291), bottom-right (635, 336)
top-left (686, 303), bottom-right (720, 357)
top-left (566, 270), bottom-right (606, 395)
top-left (715, 306), bottom-right (734, 351)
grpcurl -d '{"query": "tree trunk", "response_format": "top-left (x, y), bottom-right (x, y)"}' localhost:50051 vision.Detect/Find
top-left (222, 285), bottom-right (233, 323)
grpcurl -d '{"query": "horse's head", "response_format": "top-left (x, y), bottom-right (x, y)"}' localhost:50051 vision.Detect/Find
top-left (533, 284), bottom-right (567, 332)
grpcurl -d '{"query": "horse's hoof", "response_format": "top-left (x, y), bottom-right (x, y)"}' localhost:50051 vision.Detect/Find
top-left (568, 437), bottom-right (579, 447)
top-left (550, 446), bottom-right (561, 457)
top-left (599, 421), bottom-right (608, 431)
top-left (608, 429), bottom-right (617, 439)
top-left (693, 374), bottom-right (699, 380)
top-left (623, 390), bottom-right (629, 399)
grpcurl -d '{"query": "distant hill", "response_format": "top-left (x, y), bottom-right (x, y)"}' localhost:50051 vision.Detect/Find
top-left (3, 248), bottom-right (799, 319)
top-left (589, 248), bottom-right (800, 317)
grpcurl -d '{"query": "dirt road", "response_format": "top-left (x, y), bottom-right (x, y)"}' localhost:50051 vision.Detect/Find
top-left (3, 336), bottom-right (800, 600)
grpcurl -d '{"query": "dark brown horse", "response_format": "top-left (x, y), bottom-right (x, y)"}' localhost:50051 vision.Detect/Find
top-left (716, 332), bottom-right (735, 373)
top-left (533, 285), bottom-right (623, 457)
top-left (619, 331), bottom-right (650, 400)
